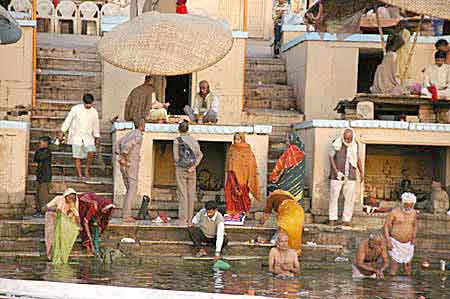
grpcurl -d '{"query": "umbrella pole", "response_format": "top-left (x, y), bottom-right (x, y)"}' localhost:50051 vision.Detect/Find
top-left (375, 9), bottom-right (385, 54)
top-left (402, 15), bottom-right (424, 81)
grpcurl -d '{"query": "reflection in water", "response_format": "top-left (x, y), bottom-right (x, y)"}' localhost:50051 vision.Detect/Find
top-left (0, 258), bottom-right (449, 298)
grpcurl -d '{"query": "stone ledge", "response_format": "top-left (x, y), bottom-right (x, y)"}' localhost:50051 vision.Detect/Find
top-left (112, 122), bottom-right (272, 135)
top-left (294, 119), bottom-right (450, 133)
top-left (0, 120), bottom-right (30, 130)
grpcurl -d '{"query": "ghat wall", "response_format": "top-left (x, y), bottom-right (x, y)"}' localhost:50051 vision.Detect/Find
top-left (283, 34), bottom-right (449, 120)
top-left (295, 120), bottom-right (450, 217)
top-left (0, 22), bottom-right (35, 118)
top-left (112, 123), bottom-right (271, 215)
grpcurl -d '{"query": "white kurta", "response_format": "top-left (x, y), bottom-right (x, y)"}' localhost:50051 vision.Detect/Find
top-left (422, 64), bottom-right (450, 98)
top-left (61, 104), bottom-right (100, 146)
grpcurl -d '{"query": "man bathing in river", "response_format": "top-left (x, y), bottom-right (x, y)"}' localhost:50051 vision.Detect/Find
top-left (353, 233), bottom-right (389, 279)
top-left (384, 192), bottom-right (417, 276)
top-left (269, 232), bottom-right (299, 277)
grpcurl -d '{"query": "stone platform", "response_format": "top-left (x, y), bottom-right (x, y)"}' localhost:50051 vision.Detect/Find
top-left (1, 216), bottom-right (450, 264)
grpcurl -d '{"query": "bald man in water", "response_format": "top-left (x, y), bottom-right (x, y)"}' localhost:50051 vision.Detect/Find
top-left (269, 232), bottom-right (299, 277)
top-left (353, 233), bottom-right (389, 279)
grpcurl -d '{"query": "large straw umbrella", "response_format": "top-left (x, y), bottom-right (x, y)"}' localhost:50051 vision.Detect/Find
top-left (97, 11), bottom-right (233, 75)
top-left (379, 0), bottom-right (450, 20)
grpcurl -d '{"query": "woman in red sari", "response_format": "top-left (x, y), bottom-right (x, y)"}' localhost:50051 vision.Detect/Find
top-left (78, 193), bottom-right (114, 255)
top-left (225, 133), bottom-right (260, 215)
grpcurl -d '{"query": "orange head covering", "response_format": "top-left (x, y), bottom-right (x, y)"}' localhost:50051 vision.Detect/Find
top-left (226, 133), bottom-right (260, 201)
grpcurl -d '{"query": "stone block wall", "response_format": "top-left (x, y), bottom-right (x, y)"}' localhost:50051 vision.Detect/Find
top-left (0, 25), bottom-right (34, 119)
top-left (0, 121), bottom-right (30, 219)
top-left (112, 124), bottom-right (270, 216)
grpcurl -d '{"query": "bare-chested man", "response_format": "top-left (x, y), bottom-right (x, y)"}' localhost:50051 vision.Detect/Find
top-left (353, 233), bottom-right (389, 279)
top-left (269, 232), bottom-right (299, 277)
top-left (384, 192), bottom-right (417, 276)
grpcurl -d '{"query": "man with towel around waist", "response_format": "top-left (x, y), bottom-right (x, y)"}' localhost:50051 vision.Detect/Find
top-left (384, 192), bottom-right (417, 276)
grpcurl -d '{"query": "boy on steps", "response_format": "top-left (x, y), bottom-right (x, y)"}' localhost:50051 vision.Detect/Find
top-left (33, 136), bottom-right (52, 218)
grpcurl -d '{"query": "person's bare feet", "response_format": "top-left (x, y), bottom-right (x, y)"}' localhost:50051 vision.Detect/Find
top-left (342, 221), bottom-right (352, 227)
top-left (328, 220), bottom-right (337, 226)
top-left (123, 216), bottom-right (136, 223)
top-left (196, 248), bottom-right (207, 257)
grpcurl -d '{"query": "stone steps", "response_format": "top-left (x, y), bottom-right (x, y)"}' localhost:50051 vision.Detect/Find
top-left (28, 163), bottom-right (113, 177)
top-left (2, 220), bottom-right (450, 262)
top-left (29, 150), bottom-right (112, 164)
top-left (36, 87), bottom-right (101, 102)
top-left (29, 141), bottom-right (113, 153)
top-left (30, 127), bottom-right (112, 143)
top-left (246, 58), bottom-right (286, 72)
top-left (37, 56), bottom-right (101, 72)
top-left (242, 108), bottom-right (304, 125)
top-left (35, 99), bottom-right (83, 111)
top-left (26, 175), bottom-right (114, 194)
top-left (245, 84), bottom-right (295, 100)
top-left (37, 69), bottom-right (101, 90)
top-left (245, 70), bottom-right (287, 85)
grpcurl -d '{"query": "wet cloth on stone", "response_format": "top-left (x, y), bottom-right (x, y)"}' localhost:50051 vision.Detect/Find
top-left (269, 134), bottom-right (305, 204)
top-left (352, 264), bottom-right (376, 279)
top-left (388, 237), bottom-right (414, 264)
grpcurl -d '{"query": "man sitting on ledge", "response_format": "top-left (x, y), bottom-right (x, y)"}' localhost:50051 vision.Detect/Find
top-left (184, 80), bottom-right (219, 123)
top-left (422, 51), bottom-right (450, 100)
top-left (188, 200), bottom-right (228, 259)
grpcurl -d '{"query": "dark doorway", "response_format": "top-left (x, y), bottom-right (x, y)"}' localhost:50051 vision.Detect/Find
top-left (165, 75), bottom-right (191, 115)
top-left (357, 48), bottom-right (383, 93)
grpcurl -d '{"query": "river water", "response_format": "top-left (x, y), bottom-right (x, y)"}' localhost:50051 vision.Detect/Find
top-left (0, 257), bottom-right (449, 298)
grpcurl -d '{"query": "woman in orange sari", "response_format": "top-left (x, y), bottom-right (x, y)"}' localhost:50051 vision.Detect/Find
top-left (225, 133), bottom-right (260, 215)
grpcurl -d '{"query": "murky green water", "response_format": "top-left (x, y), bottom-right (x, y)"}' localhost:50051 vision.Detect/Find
top-left (0, 257), bottom-right (449, 298)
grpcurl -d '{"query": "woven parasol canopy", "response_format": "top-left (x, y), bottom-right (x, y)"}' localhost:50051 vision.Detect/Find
top-left (97, 12), bottom-right (234, 75)
top-left (0, 5), bottom-right (22, 45)
top-left (379, 0), bottom-right (450, 20)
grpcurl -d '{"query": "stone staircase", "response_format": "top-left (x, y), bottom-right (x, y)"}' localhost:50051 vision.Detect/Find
top-left (24, 33), bottom-right (112, 215)
top-left (2, 219), bottom-right (450, 264)
top-left (243, 57), bottom-right (305, 197)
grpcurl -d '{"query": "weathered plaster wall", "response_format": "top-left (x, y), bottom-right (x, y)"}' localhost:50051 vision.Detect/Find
top-left (112, 125), bottom-right (269, 215)
top-left (0, 25), bottom-right (34, 118)
top-left (0, 121), bottom-right (30, 219)
top-left (284, 38), bottom-right (440, 120)
top-left (296, 122), bottom-right (450, 217)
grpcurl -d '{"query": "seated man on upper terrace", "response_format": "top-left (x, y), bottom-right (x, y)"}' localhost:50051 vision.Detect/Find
top-left (421, 51), bottom-right (450, 100)
top-left (184, 80), bottom-right (219, 124)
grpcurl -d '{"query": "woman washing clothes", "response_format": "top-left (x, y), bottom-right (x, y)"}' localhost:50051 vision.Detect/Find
top-left (78, 192), bottom-right (115, 256)
top-left (44, 188), bottom-right (80, 264)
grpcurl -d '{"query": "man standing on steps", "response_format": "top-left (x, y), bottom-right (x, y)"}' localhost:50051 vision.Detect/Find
top-left (116, 119), bottom-right (145, 223)
top-left (328, 128), bottom-right (363, 227)
top-left (173, 120), bottom-right (203, 224)
top-left (59, 93), bottom-right (100, 181)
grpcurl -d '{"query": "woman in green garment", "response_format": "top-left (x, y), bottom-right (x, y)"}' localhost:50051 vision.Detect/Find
top-left (44, 188), bottom-right (80, 264)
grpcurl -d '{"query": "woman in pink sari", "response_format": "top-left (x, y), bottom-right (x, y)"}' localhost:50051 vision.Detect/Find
top-left (78, 192), bottom-right (114, 255)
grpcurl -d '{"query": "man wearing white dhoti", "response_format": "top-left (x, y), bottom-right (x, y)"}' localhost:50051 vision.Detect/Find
top-left (384, 192), bottom-right (418, 276)
top-left (421, 51), bottom-right (450, 99)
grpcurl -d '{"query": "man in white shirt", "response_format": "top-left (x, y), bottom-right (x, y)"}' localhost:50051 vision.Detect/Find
top-left (59, 94), bottom-right (100, 180)
top-left (184, 81), bottom-right (219, 123)
top-left (422, 51), bottom-right (450, 99)
top-left (188, 200), bottom-right (227, 259)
